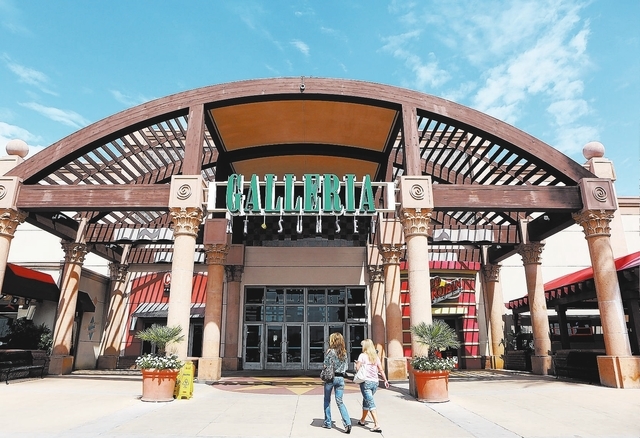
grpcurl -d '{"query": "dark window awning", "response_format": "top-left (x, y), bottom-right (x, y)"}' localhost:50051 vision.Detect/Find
top-left (2, 263), bottom-right (60, 302)
top-left (76, 291), bottom-right (96, 312)
top-left (132, 302), bottom-right (205, 319)
top-left (506, 251), bottom-right (640, 311)
top-left (1, 263), bottom-right (95, 313)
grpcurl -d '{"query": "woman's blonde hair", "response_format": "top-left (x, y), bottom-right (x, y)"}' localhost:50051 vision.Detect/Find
top-left (361, 338), bottom-right (377, 363)
top-left (329, 332), bottom-right (347, 360)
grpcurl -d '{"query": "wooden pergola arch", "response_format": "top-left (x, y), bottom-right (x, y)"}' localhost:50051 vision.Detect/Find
top-left (6, 77), bottom-right (595, 265)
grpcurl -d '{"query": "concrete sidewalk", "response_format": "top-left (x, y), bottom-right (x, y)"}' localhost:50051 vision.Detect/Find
top-left (0, 371), bottom-right (638, 437)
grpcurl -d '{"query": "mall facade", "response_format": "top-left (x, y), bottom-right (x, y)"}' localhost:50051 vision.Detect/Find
top-left (0, 78), bottom-right (638, 389)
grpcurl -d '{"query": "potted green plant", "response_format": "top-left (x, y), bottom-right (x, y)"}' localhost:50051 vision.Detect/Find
top-left (135, 324), bottom-right (184, 402)
top-left (410, 319), bottom-right (461, 402)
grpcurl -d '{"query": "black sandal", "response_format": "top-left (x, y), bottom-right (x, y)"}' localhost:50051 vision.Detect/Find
top-left (357, 421), bottom-right (366, 426)
top-left (371, 427), bottom-right (382, 433)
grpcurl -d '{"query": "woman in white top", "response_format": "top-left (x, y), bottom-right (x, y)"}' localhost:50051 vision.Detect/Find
top-left (354, 338), bottom-right (389, 433)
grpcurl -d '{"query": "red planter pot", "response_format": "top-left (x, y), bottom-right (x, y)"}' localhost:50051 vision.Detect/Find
top-left (412, 370), bottom-right (450, 403)
top-left (141, 369), bottom-right (179, 402)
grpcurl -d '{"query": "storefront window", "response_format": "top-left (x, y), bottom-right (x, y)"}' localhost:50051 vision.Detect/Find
top-left (307, 306), bottom-right (326, 322)
top-left (286, 306), bottom-right (304, 322)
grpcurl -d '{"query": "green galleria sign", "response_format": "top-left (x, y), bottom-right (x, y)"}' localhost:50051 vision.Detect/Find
top-left (208, 173), bottom-right (392, 216)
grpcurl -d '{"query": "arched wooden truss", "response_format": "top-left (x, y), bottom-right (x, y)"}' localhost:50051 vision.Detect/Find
top-left (7, 78), bottom-right (594, 265)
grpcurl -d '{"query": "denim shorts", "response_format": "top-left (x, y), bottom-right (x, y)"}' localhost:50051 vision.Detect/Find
top-left (360, 380), bottom-right (378, 411)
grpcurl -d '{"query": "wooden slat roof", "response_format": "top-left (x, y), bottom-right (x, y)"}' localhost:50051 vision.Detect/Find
top-left (6, 77), bottom-right (596, 264)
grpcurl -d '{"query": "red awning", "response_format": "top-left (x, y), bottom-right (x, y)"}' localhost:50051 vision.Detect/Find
top-left (615, 251), bottom-right (640, 271)
top-left (544, 251), bottom-right (640, 292)
top-left (507, 251), bottom-right (640, 310)
top-left (2, 263), bottom-right (60, 302)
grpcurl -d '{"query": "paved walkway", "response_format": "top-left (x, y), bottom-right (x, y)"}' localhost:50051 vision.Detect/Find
top-left (0, 370), bottom-right (639, 437)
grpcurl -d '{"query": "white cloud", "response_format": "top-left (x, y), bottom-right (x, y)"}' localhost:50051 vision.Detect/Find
top-left (382, 31), bottom-right (450, 90)
top-left (0, 120), bottom-right (39, 143)
top-left (386, 0), bottom-right (599, 162)
top-left (320, 26), bottom-right (349, 44)
top-left (472, 15), bottom-right (590, 118)
top-left (0, 121), bottom-right (46, 157)
top-left (291, 40), bottom-right (310, 56)
top-left (547, 99), bottom-right (589, 126)
top-left (3, 54), bottom-right (57, 95)
top-left (553, 124), bottom-right (599, 155)
top-left (110, 90), bottom-right (152, 107)
top-left (20, 102), bottom-right (90, 129)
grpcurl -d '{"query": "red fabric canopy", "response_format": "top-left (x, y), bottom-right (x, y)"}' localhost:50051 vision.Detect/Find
top-left (507, 251), bottom-right (640, 310)
top-left (2, 263), bottom-right (60, 302)
top-left (544, 251), bottom-right (640, 292)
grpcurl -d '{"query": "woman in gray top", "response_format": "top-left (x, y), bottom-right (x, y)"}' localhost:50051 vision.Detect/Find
top-left (322, 332), bottom-right (352, 433)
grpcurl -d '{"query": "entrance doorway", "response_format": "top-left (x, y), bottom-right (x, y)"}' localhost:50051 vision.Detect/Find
top-left (242, 286), bottom-right (367, 371)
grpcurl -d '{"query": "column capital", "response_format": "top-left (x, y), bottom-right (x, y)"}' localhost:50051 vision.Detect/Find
top-left (517, 242), bottom-right (545, 265)
top-left (379, 244), bottom-right (404, 265)
top-left (0, 208), bottom-right (27, 239)
top-left (482, 263), bottom-right (501, 282)
top-left (572, 209), bottom-right (614, 238)
top-left (398, 207), bottom-right (432, 238)
top-left (61, 242), bottom-right (88, 264)
top-left (169, 207), bottom-right (204, 238)
top-left (367, 265), bottom-right (384, 284)
top-left (225, 265), bottom-right (244, 282)
top-left (204, 244), bottom-right (229, 265)
top-left (108, 263), bottom-right (129, 282)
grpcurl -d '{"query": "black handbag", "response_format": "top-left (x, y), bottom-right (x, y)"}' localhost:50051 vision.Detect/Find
top-left (320, 363), bottom-right (335, 382)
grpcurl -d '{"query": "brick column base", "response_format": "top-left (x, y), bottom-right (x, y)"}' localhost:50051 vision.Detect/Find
top-left (48, 355), bottom-right (73, 375)
top-left (386, 357), bottom-right (408, 381)
top-left (597, 356), bottom-right (640, 388)
top-left (97, 355), bottom-right (118, 370)
top-left (531, 355), bottom-right (552, 375)
top-left (197, 357), bottom-right (222, 382)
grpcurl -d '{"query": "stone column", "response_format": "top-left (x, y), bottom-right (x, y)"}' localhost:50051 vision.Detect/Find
top-left (574, 207), bottom-right (639, 388)
top-left (397, 176), bottom-right (434, 361)
top-left (50, 242), bottom-right (88, 375)
top-left (399, 207), bottom-right (433, 356)
top-left (167, 207), bottom-right (203, 359)
top-left (198, 243), bottom-right (229, 382)
top-left (475, 271), bottom-right (491, 369)
top-left (166, 175), bottom-right (206, 360)
top-left (368, 264), bottom-right (386, 359)
top-left (97, 262), bottom-right (130, 369)
top-left (482, 263), bottom-right (504, 369)
top-left (518, 242), bottom-right (552, 375)
top-left (0, 208), bottom-right (27, 293)
top-left (379, 240), bottom-right (406, 380)
top-left (222, 265), bottom-right (243, 371)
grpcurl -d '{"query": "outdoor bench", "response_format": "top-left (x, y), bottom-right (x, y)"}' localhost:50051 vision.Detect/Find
top-left (553, 350), bottom-right (602, 383)
top-left (0, 350), bottom-right (48, 384)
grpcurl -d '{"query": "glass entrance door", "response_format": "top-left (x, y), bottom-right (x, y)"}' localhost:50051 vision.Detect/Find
top-left (242, 286), bottom-right (367, 371)
top-left (265, 325), bottom-right (283, 368)
top-left (308, 325), bottom-right (326, 369)
top-left (244, 324), bottom-right (263, 370)
top-left (265, 324), bottom-right (303, 369)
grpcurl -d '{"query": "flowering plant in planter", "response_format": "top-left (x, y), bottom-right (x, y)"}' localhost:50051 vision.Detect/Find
top-left (410, 320), bottom-right (460, 371)
top-left (135, 353), bottom-right (183, 370)
top-left (135, 324), bottom-right (184, 370)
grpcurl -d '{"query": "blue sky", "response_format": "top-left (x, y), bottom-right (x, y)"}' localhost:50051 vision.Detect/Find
top-left (0, 0), bottom-right (638, 195)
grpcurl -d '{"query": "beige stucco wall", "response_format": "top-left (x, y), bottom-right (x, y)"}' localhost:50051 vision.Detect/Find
top-left (500, 196), bottom-right (640, 304)
top-left (73, 269), bottom-right (110, 370)
top-left (242, 247), bottom-right (367, 286)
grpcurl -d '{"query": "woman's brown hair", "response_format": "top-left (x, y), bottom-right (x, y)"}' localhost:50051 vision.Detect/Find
top-left (329, 332), bottom-right (347, 361)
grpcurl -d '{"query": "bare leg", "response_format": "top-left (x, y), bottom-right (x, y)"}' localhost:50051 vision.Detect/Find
top-left (369, 409), bottom-right (380, 429)
top-left (359, 409), bottom-right (371, 423)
